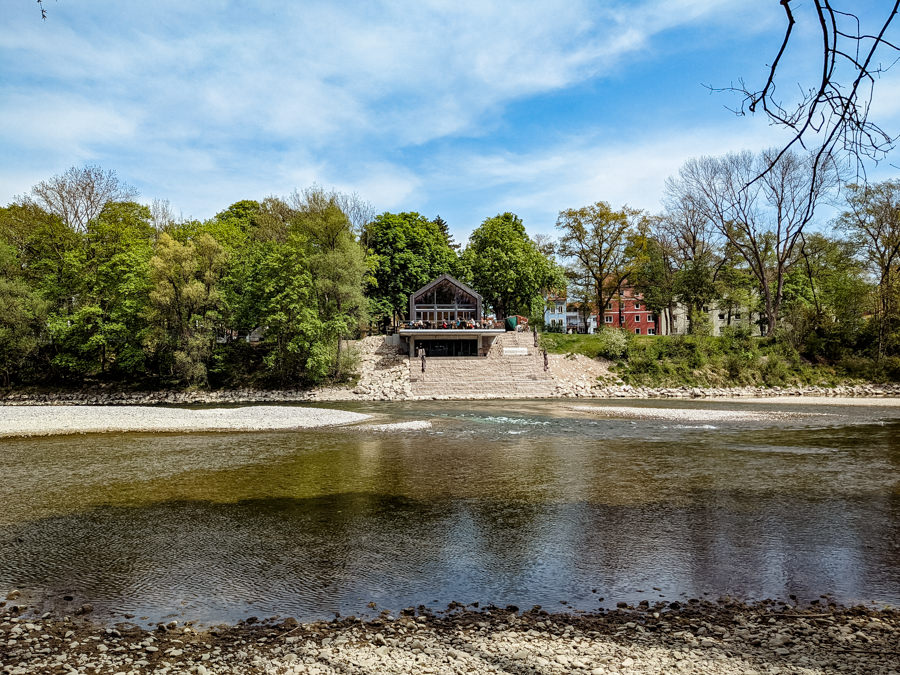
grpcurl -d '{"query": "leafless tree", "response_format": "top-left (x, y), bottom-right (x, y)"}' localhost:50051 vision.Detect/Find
top-left (661, 185), bottom-right (719, 265)
top-left (671, 148), bottom-right (838, 334)
top-left (532, 233), bottom-right (557, 259)
top-left (149, 198), bottom-right (176, 231)
top-left (724, 2), bottom-right (900, 186)
top-left (289, 184), bottom-right (374, 235)
top-left (29, 165), bottom-right (138, 233)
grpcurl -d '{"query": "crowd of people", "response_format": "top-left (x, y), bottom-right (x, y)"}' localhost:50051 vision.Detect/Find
top-left (406, 317), bottom-right (498, 329)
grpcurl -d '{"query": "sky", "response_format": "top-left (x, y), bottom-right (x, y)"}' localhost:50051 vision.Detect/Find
top-left (2, 0), bottom-right (900, 241)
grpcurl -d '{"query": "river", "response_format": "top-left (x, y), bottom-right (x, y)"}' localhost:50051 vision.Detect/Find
top-left (0, 398), bottom-right (897, 626)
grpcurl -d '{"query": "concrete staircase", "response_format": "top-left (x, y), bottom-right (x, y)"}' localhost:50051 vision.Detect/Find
top-left (410, 331), bottom-right (555, 398)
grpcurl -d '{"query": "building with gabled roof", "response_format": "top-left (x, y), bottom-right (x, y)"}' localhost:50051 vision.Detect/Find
top-left (399, 274), bottom-right (505, 357)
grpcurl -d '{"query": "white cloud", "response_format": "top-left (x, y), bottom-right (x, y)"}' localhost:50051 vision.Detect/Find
top-left (0, 92), bottom-right (138, 155)
top-left (0, 0), bottom-right (785, 216)
top-left (423, 116), bottom-right (797, 236)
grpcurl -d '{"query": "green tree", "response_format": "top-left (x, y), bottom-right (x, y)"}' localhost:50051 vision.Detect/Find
top-left (432, 214), bottom-right (459, 250)
top-left (147, 232), bottom-right (226, 385)
top-left (290, 187), bottom-right (368, 379)
top-left (630, 235), bottom-right (678, 334)
top-left (460, 212), bottom-right (563, 319)
top-left (257, 233), bottom-right (323, 384)
top-left (784, 234), bottom-right (865, 357)
top-left (837, 181), bottom-right (900, 359)
top-left (0, 202), bottom-right (82, 311)
top-left (556, 202), bottom-right (647, 324)
top-left (0, 243), bottom-right (47, 385)
top-left (43, 202), bottom-right (154, 377)
top-left (364, 212), bottom-right (457, 324)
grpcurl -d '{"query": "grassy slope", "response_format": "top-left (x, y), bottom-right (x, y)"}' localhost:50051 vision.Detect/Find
top-left (540, 333), bottom-right (858, 388)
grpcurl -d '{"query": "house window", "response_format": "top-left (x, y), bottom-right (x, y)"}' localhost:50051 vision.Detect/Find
top-left (634, 328), bottom-right (641, 334)
top-left (557, 304), bottom-right (564, 313)
top-left (734, 312), bottom-right (742, 319)
top-left (718, 313), bottom-right (726, 320)
top-left (648, 314), bottom-right (655, 323)
top-left (606, 302), bottom-right (612, 309)
top-left (635, 315), bottom-right (641, 322)
top-left (605, 315), bottom-right (613, 323)
top-left (634, 302), bottom-right (641, 309)
top-left (648, 328), bottom-right (656, 335)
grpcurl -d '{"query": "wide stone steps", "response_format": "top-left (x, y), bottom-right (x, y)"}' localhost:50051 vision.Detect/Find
top-left (410, 330), bottom-right (555, 397)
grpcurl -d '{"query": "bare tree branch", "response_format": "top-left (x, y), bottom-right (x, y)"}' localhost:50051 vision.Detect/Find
top-left (715, 1), bottom-right (900, 186)
top-left (28, 165), bottom-right (138, 233)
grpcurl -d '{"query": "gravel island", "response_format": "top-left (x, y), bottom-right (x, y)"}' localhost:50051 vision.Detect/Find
top-left (0, 405), bottom-right (370, 438)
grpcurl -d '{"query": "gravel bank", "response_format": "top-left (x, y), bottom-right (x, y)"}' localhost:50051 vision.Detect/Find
top-left (713, 396), bottom-right (900, 407)
top-left (1, 598), bottom-right (896, 674)
top-left (0, 405), bottom-right (370, 438)
top-left (571, 405), bottom-right (828, 422)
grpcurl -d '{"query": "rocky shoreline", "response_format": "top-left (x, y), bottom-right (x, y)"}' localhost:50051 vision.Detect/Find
top-left (1, 596), bottom-right (897, 674)
top-left (1, 382), bottom-right (900, 405)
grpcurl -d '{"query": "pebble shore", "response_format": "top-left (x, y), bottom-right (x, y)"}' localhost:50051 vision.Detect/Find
top-left (2, 383), bottom-right (900, 407)
top-left (1, 596), bottom-right (897, 675)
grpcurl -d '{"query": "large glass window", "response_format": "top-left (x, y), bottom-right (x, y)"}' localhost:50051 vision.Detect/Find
top-left (434, 281), bottom-right (455, 304)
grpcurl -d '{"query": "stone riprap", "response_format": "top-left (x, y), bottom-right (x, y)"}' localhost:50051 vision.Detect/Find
top-left (0, 405), bottom-right (370, 438)
top-left (3, 382), bottom-right (899, 406)
top-left (0, 598), bottom-right (896, 675)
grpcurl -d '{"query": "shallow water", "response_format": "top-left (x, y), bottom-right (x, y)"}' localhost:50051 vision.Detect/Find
top-left (0, 399), bottom-right (898, 625)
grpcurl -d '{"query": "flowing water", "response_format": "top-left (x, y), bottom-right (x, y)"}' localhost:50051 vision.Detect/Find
top-left (0, 399), bottom-right (898, 626)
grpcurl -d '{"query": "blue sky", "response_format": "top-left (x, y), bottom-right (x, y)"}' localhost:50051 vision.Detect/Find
top-left (3, 1), bottom-right (899, 241)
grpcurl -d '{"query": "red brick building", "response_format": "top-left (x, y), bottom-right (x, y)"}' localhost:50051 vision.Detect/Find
top-left (600, 286), bottom-right (659, 335)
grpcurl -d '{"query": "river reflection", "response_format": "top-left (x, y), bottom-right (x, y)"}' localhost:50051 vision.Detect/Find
top-left (0, 399), bottom-right (898, 624)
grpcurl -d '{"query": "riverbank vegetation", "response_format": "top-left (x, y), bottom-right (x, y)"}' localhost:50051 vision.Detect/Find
top-left (0, 168), bottom-right (563, 389)
top-left (546, 149), bottom-right (900, 386)
top-left (1, 152), bottom-right (899, 390)
top-left (541, 329), bottom-right (900, 387)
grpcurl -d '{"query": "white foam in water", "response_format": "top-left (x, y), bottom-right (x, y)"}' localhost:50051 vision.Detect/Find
top-left (357, 420), bottom-right (432, 432)
top-left (474, 415), bottom-right (550, 426)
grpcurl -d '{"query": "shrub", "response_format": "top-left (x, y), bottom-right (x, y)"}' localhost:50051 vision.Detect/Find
top-left (594, 328), bottom-right (630, 359)
top-left (720, 325), bottom-right (754, 353)
top-left (760, 356), bottom-right (791, 386)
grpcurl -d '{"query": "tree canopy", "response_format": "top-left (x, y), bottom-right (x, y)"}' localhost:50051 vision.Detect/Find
top-left (364, 212), bottom-right (457, 322)
top-left (460, 212), bottom-right (563, 318)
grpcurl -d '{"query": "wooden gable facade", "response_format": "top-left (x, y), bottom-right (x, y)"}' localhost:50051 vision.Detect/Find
top-left (408, 274), bottom-right (483, 324)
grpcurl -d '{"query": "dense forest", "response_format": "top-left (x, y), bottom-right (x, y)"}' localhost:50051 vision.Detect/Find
top-left (2, 149), bottom-right (899, 389)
